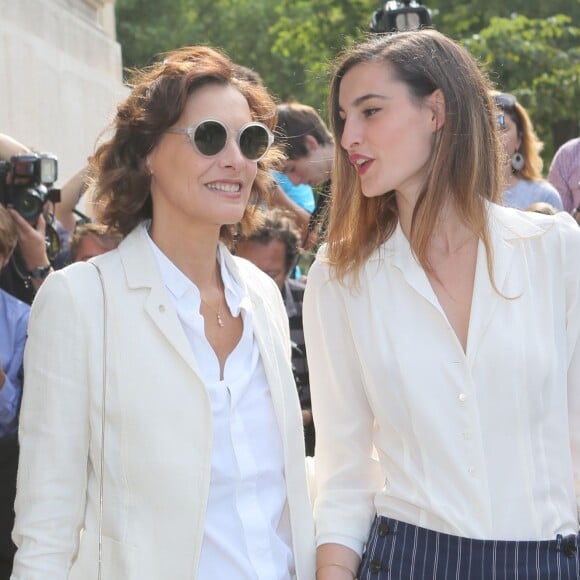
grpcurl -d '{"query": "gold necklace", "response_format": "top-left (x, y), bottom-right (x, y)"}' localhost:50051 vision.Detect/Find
top-left (200, 269), bottom-right (226, 328)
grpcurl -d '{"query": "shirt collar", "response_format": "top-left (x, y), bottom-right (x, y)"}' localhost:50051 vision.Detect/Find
top-left (145, 228), bottom-right (248, 316)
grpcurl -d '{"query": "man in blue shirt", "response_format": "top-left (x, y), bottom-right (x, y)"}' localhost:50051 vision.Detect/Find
top-left (0, 205), bottom-right (30, 579)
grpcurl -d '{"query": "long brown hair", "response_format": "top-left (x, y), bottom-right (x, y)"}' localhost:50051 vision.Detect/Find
top-left (326, 30), bottom-right (503, 284)
top-left (90, 46), bottom-right (280, 241)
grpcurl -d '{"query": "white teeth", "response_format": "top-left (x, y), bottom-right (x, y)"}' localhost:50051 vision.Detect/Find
top-left (207, 182), bottom-right (241, 192)
top-left (356, 159), bottom-right (367, 166)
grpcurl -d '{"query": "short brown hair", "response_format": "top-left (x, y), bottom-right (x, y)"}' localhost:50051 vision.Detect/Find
top-left (90, 46), bottom-right (281, 241)
top-left (276, 102), bottom-right (333, 160)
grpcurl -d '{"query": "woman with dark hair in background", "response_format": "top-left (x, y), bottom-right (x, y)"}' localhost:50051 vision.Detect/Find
top-left (304, 29), bottom-right (580, 579)
top-left (12, 46), bottom-right (315, 579)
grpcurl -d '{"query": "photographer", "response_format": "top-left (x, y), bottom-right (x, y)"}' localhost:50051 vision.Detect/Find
top-left (0, 134), bottom-right (59, 303)
top-left (0, 205), bottom-right (30, 579)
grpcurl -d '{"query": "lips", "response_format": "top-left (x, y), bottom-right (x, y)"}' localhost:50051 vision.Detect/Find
top-left (349, 154), bottom-right (373, 176)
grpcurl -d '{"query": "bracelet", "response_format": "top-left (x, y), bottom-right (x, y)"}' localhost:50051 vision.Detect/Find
top-left (316, 563), bottom-right (356, 579)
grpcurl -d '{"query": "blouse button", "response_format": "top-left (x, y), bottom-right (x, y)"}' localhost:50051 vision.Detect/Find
top-left (159, 304), bottom-right (166, 313)
top-left (377, 522), bottom-right (390, 536)
top-left (458, 393), bottom-right (468, 402)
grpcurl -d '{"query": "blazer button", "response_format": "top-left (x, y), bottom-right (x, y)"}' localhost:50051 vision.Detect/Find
top-left (369, 560), bottom-right (383, 573)
top-left (377, 522), bottom-right (390, 536)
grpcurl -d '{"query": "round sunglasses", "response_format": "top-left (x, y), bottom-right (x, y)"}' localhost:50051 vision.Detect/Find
top-left (166, 119), bottom-right (274, 162)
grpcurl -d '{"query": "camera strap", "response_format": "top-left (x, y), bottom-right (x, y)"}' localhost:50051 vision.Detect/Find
top-left (91, 262), bottom-right (108, 580)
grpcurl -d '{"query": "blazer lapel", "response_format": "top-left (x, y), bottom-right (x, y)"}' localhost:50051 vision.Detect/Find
top-left (118, 224), bottom-right (203, 378)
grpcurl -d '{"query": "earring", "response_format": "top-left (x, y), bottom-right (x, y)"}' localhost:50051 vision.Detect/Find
top-left (511, 151), bottom-right (524, 172)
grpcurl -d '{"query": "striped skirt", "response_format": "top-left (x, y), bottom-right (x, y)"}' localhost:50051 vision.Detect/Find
top-left (358, 516), bottom-right (579, 579)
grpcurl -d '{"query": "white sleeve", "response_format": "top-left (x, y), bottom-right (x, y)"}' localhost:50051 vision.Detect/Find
top-left (12, 270), bottom-right (92, 579)
top-left (557, 213), bottom-right (580, 524)
top-left (303, 255), bottom-right (383, 555)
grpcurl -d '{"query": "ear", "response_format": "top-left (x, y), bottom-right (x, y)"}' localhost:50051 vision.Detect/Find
top-left (304, 134), bottom-right (320, 151)
top-left (427, 89), bottom-right (446, 132)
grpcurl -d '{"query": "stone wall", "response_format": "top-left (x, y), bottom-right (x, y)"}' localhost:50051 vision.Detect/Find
top-left (0, 0), bottom-right (126, 185)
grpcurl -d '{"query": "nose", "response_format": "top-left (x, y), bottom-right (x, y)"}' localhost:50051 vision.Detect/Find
top-left (220, 136), bottom-right (246, 168)
top-left (340, 118), bottom-right (360, 152)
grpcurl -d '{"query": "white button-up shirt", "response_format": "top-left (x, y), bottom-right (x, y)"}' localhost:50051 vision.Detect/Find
top-left (149, 237), bottom-right (294, 579)
top-left (304, 205), bottom-right (580, 555)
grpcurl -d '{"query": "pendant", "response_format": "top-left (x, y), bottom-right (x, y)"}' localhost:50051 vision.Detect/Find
top-left (216, 312), bottom-right (225, 327)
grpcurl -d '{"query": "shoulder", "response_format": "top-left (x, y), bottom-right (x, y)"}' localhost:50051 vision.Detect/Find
top-left (554, 137), bottom-right (580, 161)
top-left (30, 261), bottom-right (103, 320)
top-left (490, 202), bottom-right (561, 239)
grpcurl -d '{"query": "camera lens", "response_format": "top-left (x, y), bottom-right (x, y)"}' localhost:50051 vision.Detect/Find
top-left (14, 188), bottom-right (43, 221)
top-left (45, 222), bottom-right (61, 260)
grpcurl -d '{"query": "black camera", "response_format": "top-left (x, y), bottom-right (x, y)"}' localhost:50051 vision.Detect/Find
top-left (370, 0), bottom-right (432, 33)
top-left (0, 153), bottom-right (62, 260)
top-left (0, 153), bottom-right (61, 221)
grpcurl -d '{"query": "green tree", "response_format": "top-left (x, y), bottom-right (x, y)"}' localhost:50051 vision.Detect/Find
top-left (464, 14), bottom-right (580, 163)
top-left (115, 0), bottom-right (579, 159)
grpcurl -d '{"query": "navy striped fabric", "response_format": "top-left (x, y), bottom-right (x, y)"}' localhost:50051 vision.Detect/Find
top-left (358, 516), bottom-right (580, 579)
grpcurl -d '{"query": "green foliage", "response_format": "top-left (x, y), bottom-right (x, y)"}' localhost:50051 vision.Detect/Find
top-left (464, 14), bottom-right (580, 164)
top-left (115, 0), bottom-right (579, 163)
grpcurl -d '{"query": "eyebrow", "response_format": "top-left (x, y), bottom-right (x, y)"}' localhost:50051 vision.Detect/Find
top-left (339, 93), bottom-right (389, 113)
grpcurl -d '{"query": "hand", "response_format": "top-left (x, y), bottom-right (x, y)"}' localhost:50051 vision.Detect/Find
top-left (8, 209), bottom-right (50, 271)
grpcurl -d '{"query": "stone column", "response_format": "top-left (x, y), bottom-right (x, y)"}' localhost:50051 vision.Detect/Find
top-left (0, 0), bottom-right (127, 185)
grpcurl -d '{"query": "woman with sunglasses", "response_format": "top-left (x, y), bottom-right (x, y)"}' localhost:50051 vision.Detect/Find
top-left (11, 46), bottom-right (315, 580)
top-left (494, 92), bottom-right (563, 212)
top-left (304, 30), bottom-right (580, 579)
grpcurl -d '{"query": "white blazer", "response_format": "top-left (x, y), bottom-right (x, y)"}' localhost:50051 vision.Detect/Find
top-left (12, 224), bottom-right (316, 580)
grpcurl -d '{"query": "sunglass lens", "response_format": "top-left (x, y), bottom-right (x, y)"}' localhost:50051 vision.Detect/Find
top-left (239, 124), bottom-right (270, 161)
top-left (194, 121), bottom-right (227, 156)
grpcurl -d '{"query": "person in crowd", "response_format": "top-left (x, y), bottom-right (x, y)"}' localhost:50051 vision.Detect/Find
top-left (11, 45), bottom-right (315, 579)
top-left (304, 29), bottom-right (580, 579)
top-left (273, 171), bottom-right (316, 214)
top-left (276, 102), bottom-right (334, 189)
top-left (493, 93), bottom-right (563, 211)
top-left (232, 65), bottom-right (313, 242)
top-left (276, 102), bottom-right (336, 245)
top-left (0, 134), bottom-right (87, 301)
top-left (235, 208), bottom-right (314, 456)
top-left (0, 206), bottom-right (29, 580)
top-left (68, 221), bottom-right (122, 263)
top-left (548, 136), bottom-right (580, 214)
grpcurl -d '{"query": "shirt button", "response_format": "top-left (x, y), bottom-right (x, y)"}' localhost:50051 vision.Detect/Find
top-left (467, 466), bottom-right (476, 475)
top-left (159, 304), bottom-right (166, 313)
top-left (377, 522), bottom-right (390, 536)
top-left (462, 431), bottom-right (472, 440)
top-left (458, 393), bottom-right (468, 402)
top-left (369, 560), bottom-right (383, 573)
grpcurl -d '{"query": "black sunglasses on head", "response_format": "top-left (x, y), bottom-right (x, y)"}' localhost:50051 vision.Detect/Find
top-left (166, 119), bottom-right (274, 161)
top-left (494, 92), bottom-right (517, 110)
